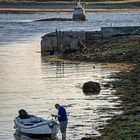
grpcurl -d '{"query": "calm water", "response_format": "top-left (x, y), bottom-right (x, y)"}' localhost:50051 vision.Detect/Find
top-left (0, 12), bottom-right (140, 140)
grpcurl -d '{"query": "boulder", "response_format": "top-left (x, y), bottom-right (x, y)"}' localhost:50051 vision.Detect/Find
top-left (82, 81), bottom-right (101, 94)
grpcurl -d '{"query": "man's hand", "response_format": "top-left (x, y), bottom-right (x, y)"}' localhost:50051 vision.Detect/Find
top-left (51, 114), bottom-right (55, 117)
top-left (51, 114), bottom-right (58, 120)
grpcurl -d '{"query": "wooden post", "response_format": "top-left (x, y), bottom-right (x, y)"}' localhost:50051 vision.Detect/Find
top-left (56, 29), bottom-right (59, 54)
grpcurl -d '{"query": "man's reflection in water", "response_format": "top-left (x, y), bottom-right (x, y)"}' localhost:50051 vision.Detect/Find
top-left (14, 132), bottom-right (59, 140)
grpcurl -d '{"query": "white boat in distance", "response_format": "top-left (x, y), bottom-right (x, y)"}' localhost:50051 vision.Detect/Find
top-left (14, 116), bottom-right (59, 138)
top-left (73, 0), bottom-right (86, 20)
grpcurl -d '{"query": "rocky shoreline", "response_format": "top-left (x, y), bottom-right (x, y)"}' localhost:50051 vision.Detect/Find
top-left (42, 34), bottom-right (140, 139)
top-left (63, 35), bottom-right (140, 140)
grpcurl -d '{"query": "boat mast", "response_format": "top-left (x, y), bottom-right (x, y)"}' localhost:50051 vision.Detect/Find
top-left (77, 0), bottom-right (82, 8)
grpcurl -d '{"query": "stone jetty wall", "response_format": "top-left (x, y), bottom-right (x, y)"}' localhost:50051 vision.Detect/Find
top-left (41, 30), bottom-right (86, 54)
top-left (41, 26), bottom-right (140, 54)
top-left (101, 26), bottom-right (140, 38)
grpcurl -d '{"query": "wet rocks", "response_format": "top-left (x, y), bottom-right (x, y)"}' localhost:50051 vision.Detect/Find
top-left (82, 81), bottom-right (101, 94)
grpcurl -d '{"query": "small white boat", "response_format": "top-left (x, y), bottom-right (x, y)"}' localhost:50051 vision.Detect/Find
top-left (14, 116), bottom-right (59, 138)
top-left (73, 0), bottom-right (86, 21)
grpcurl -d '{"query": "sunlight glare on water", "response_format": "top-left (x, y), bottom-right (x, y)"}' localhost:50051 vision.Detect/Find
top-left (0, 38), bottom-right (121, 140)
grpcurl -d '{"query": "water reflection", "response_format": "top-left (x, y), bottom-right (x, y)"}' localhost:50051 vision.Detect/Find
top-left (56, 62), bottom-right (64, 78)
top-left (41, 55), bottom-right (65, 78)
top-left (14, 132), bottom-right (58, 140)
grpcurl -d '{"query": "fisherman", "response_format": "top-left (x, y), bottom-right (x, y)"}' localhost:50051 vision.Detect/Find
top-left (52, 104), bottom-right (68, 140)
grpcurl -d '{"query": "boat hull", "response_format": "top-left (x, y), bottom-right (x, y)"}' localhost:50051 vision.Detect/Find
top-left (15, 130), bottom-right (52, 139)
top-left (73, 8), bottom-right (86, 21)
top-left (14, 117), bottom-right (59, 138)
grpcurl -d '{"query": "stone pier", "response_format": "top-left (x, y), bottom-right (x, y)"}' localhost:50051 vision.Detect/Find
top-left (41, 26), bottom-right (140, 54)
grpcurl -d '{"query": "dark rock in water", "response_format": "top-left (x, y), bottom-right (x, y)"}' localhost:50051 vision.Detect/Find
top-left (34, 18), bottom-right (73, 22)
top-left (82, 81), bottom-right (101, 94)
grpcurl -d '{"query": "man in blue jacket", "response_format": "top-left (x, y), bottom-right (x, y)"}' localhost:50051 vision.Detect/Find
top-left (52, 103), bottom-right (68, 140)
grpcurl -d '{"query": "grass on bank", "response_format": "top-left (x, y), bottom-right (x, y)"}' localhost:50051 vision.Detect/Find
top-left (0, 0), bottom-right (140, 4)
top-left (64, 35), bottom-right (140, 64)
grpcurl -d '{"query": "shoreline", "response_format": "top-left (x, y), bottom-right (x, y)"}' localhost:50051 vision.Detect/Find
top-left (0, 8), bottom-right (140, 14)
top-left (59, 35), bottom-right (140, 140)
top-left (0, 2), bottom-right (140, 14)
top-left (42, 34), bottom-right (140, 139)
